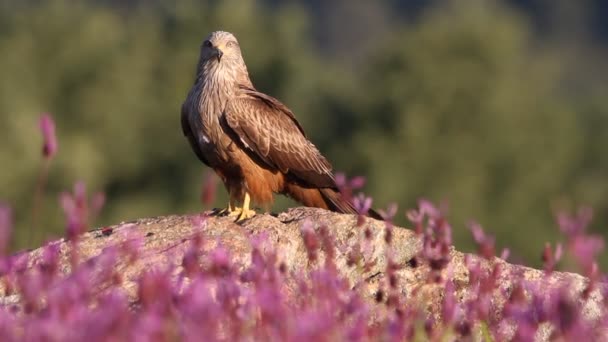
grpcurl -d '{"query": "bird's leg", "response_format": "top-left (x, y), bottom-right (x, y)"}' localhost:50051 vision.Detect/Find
top-left (233, 192), bottom-right (256, 222)
top-left (215, 190), bottom-right (240, 216)
top-left (215, 200), bottom-right (235, 216)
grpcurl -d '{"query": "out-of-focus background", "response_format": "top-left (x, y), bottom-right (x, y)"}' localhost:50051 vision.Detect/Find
top-left (0, 0), bottom-right (606, 267)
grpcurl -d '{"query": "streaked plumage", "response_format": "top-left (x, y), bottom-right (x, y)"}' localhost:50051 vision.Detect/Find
top-left (181, 31), bottom-right (375, 220)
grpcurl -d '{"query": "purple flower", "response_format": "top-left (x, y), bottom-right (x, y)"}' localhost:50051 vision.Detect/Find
top-left (38, 242), bottom-right (61, 281)
top-left (570, 235), bottom-right (604, 272)
top-left (542, 242), bottom-right (563, 273)
top-left (200, 171), bottom-right (218, 207)
top-left (137, 269), bottom-right (173, 313)
top-left (500, 248), bottom-right (510, 261)
top-left (556, 207), bottom-right (604, 277)
top-left (415, 200), bottom-right (452, 279)
top-left (335, 173), bottom-right (347, 188)
top-left (353, 194), bottom-right (372, 216)
top-left (441, 277), bottom-right (458, 324)
top-left (335, 173), bottom-right (365, 190)
top-left (556, 207), bottom-right (593, 237)
top-left (379, 203), bottom-right (398, 222)
top-left (60, 182), bottom-right (88, 240)
top-left (335, 173), bottom-right (367, 203)
top-left (39, 113), bottom-right (58, 159)
top-left (407, 199), bottom-right (444, 234)
top-left (0, 204), bottom-right (12, 256)
top-left (469, 222), bottom-right (495, 259)
top-left (419, 199), bottom-right (442, 219)
top-left (301, 220), bottom-right (319, 261)
top-left (353, 194), bottom-right (373, 226)
top-left (209, 245), bottom-right (232, 277)
top-left (117, 228), bottom-right (144, 263)
top-left (91, 192), bottom-right (106, 219)
top-left (349, 176), bottom-right (366, 190)
top-left (1, 194), bottom-right (606, 340)
top-left (60, 182), bottom-right (105, 241)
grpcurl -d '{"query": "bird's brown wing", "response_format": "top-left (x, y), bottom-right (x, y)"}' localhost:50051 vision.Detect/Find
top-left (181, 103), bottom-right (211, 167)
top-left (223, 86), bottom-right (335, 188)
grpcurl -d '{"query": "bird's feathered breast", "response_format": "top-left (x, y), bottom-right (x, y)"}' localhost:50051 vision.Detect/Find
top-left (181, 67), bottom-right (234, 167)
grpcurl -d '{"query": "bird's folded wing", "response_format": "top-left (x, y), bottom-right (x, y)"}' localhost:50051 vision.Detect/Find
top-left (181, 103), bottom-right (210, 166)
top-left (223, 88), bottom-right (336, 188)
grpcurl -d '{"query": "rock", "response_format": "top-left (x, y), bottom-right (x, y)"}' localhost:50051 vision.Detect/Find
top-left (1, 207), bottom-right (604, 339)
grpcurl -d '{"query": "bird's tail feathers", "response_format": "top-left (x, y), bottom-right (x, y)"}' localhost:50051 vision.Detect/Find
top-left (319, 188), bottom-right (383, 220)
top-left (319, 188), bottom-right (357, 215)
top-left (284, 183), bottom-right (382, 220)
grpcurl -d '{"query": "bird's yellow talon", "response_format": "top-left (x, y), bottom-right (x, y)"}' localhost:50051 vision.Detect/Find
top-left (235, 209), bottom-right (256, 222)
top-left (213, 199), bottom-right (239, 217)
top-left (234, 192), bottom-right (255, 222)
top-left (227, 207), bottom-right (243, 217)
top-left (214, 208), bottom-right (229, 216)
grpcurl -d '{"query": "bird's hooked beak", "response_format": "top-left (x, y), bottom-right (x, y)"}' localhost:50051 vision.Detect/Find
top-left (211, 47), bottom-right (223, 62)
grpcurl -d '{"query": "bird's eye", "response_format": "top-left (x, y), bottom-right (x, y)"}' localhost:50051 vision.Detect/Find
top-left (226, 41), bottom-right (236, 48)
top-left (203, 40), bottom-right (212, 48)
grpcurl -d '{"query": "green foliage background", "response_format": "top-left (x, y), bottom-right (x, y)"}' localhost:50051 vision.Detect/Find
top-left (0, 0), bottom-right (606, 267)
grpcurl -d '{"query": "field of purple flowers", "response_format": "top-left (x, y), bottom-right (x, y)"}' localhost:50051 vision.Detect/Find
top-left (0, 114), bottom-right (605, 341)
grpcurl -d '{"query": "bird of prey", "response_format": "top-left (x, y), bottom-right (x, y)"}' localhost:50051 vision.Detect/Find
top-left (181, 31), bottom-right (378, 221)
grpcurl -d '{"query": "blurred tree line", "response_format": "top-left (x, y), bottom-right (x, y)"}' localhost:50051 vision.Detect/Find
top-left (0, 0), bottom-right (606, 267)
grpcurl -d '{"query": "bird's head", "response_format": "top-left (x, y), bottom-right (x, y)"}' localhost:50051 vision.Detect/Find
top-left (197, 31), bottom-right (250, 85)
top-left (200, 31), bottom-right (244, 66)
